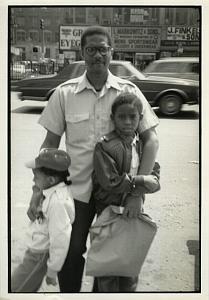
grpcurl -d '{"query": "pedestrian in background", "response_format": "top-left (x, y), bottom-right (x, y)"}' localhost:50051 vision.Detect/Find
top-left (27, 25), bottom-right (159, 292)
top-left (91, 92), bottom-right (160, 292)
top-left (11, 149), bottom-right (74, 292)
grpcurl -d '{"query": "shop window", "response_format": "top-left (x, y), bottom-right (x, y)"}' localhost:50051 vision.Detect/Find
top-left (16, 16), bottom-right (25, 26)
top-left (101, 8), bottom-right (112, 25)
top-left (87, 8), bottom-right (100, 24)
top-left (130, 8), bottom-right (148, 24)
top-left (113, 7), bottom-right (123, 25)
top-left (44, 31), bottom-right (52, 42)
top-left (64, 8), bottom-right (74, 24)
top-left (31, 16), bottom-right (38, 27)
top-left (16, 30), bottom-right (26, 41)
top-left (124, 8), bottom-right (131, 24)
top-left (176, 8), bottom-right (188, 25)
top-left (75, 7), bottom-right (86, 24)
top-left (29, 31), bottom-right (39, 42)
top-left (165, 8), bottom-right (173, 25)
top-left (45, 18), bottom-right (51, 27)
top-left (45, 48), bottom-right (50, 58)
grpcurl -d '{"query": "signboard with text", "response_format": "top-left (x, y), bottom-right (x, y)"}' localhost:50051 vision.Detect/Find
top-left (167, 27), bottom-right (199, 41)
top-left (60, 26), bottom-right (111, 51)
top-left (161, 40), bottom-right (199, 47)
top-left (111, 26), bottom-right (161, 52)
top-left (60, 26), bottom-right (87, 50)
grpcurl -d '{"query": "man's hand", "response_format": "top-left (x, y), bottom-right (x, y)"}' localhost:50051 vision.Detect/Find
top-left (27, 186), bottom-right (43, 221)
top-left (122, 195), bottom-right (143, 219)
top-left (46, 276), bottom-right (57, 286)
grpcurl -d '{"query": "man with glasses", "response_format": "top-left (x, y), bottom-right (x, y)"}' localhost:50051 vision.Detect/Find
top-left (27, 26), bottom-right (159, 292)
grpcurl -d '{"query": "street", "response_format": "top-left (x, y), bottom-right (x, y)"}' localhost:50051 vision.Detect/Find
top-left (10, 92), bottom-right (199, 292)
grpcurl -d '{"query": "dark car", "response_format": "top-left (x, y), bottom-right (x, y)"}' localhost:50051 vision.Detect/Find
top-left (11, 60), bottom-right (199, 116)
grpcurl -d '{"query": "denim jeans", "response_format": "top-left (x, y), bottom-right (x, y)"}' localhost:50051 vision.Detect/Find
top-left (58, 196), bottom-right (96, 292)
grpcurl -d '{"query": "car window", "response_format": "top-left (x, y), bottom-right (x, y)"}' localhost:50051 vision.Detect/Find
top-left (155, 62), bottom-right (186, 73)
top-left (58, 63), bottom-right (85, 78)
top-left (109, 64), bottom-right (133, 77)
top-left (76, 65), bottom-right (86, 76)
top-left (191, 63), bottom-right (199, 74)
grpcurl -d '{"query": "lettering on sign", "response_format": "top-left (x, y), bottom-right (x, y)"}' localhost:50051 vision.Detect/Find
top-left (60, 26), bottom-right (87, 50)
top-left (60, 26), bottom-right (111, 50)
top-left (167, 26), bottom-right (199, 41)
top-left (112, 26), bottom-right (161, 52)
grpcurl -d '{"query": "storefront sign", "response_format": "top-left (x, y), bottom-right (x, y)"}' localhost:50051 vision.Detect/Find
top-left (60, 26), bottom-right (87, 50)
top-left (60, 26), bottom-right (111, 50)
top-left (167, 27), bottom-right (199, 41)
top-left (111, 27), bottom-right (161, 52)
top-left (161, 40), bottom-right (199, 47)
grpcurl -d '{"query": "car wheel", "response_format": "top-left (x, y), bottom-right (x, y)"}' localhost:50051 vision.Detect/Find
top-left (159, 93), bottom-right (182, 116)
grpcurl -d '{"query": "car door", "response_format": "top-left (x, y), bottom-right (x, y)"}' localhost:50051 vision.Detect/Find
top-left (109, 63), bottom-right (157, 104)
top-left (18, 63), bottom-right (86, 99)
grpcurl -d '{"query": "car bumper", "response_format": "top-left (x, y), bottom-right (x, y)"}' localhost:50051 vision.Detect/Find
top-left (20, 95), bottom-right (47, 101)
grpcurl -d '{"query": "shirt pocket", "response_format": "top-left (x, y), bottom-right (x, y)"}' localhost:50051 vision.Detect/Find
top-left (101, 112), bottom-right (113, 136)
top-left (66, 113), bottom-right (90, 143)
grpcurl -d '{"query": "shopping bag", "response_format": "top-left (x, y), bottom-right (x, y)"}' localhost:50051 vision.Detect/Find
top-left (86, 205), bottom-right (157, 277)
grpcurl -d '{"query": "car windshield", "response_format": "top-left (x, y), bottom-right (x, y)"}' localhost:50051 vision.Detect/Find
top-left (110, 62), bottom-right (146, 80)
top-left (144, 61), bottom-right (194, 73)
top-left (58, 63), bottom-right (85, 78)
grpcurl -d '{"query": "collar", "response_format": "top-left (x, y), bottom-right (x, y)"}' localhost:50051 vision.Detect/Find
top-left (114, 130), bottom-right (139, 145)
top-left (42, 182), bottom-right (66, 213)
top-left (42, 181), bottom-right (66, 199)
top-left (74, 70), bottom-right (121, 94)
top-left (132, 132), bottom-right (139, 146)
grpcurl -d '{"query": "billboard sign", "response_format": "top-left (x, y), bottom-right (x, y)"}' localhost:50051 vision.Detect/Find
top-left (167, 26), bottom-right (199, 41)
top-left (111, 26), bottom-right (161, 52)
top-left (60, 26), bottom-right (111, 50)
top-left (60, 26), bottom-right (87, 50)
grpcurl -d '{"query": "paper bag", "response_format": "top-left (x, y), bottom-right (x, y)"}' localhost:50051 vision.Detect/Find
top-left (86, 205), bottom-right (157, 277)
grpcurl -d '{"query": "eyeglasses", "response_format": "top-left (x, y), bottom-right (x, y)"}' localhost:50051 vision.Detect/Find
top-left (85, 46), bottom-right (112, 56)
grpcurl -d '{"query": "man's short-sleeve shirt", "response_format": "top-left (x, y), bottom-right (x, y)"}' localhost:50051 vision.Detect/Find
top-left (39, 71), bottom-right (159, 203)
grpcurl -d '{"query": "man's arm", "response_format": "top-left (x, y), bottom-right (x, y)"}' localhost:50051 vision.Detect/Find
top-left (138, 127), bottom-right (159, 175)
top-left (122, 128), bottom-right (159, 219)
top-left (40, 130), bottom-right (61, 150)
top-left (27, 130), bottom-right (61, 221)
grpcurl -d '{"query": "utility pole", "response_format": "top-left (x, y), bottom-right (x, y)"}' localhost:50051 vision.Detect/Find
top-left (40, 19), bottom-right (45, 60)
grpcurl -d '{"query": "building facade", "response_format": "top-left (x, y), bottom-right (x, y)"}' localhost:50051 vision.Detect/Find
top-left (10, 6), bottom-right (200, 67)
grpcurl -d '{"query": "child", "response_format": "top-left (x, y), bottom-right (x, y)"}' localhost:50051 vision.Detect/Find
top-left (11, 148), bottom-right (75, 292)
top-left (91, 92), bottom-right (160, 292)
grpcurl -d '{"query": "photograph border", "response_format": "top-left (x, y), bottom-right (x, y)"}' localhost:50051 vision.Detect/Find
top-left (1, 1), bottom-right (208, 300)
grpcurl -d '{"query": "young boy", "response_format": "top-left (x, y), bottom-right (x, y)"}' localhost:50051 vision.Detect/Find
top-left (91, 92), bottom-right (160, 292)
top-left (11, 148), bottom-right (75, 292)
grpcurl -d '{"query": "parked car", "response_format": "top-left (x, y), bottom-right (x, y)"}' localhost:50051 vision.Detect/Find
top-left (143, 57), bottom-right (199, 81)
top-left (11, 60), bottom-right (199, 116)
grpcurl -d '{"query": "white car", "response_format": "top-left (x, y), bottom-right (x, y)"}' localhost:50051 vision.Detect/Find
top-left (143, 57), bottom-right (199, 81)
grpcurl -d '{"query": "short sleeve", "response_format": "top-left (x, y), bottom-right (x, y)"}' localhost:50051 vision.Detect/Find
top-left (130, 85), bottom-right (159, 133)
top-left (38, 86), bottom-right (65, 136)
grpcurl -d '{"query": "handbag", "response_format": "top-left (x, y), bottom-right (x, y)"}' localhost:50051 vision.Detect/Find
top-left (86, 205), bottom-right (157, 277)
